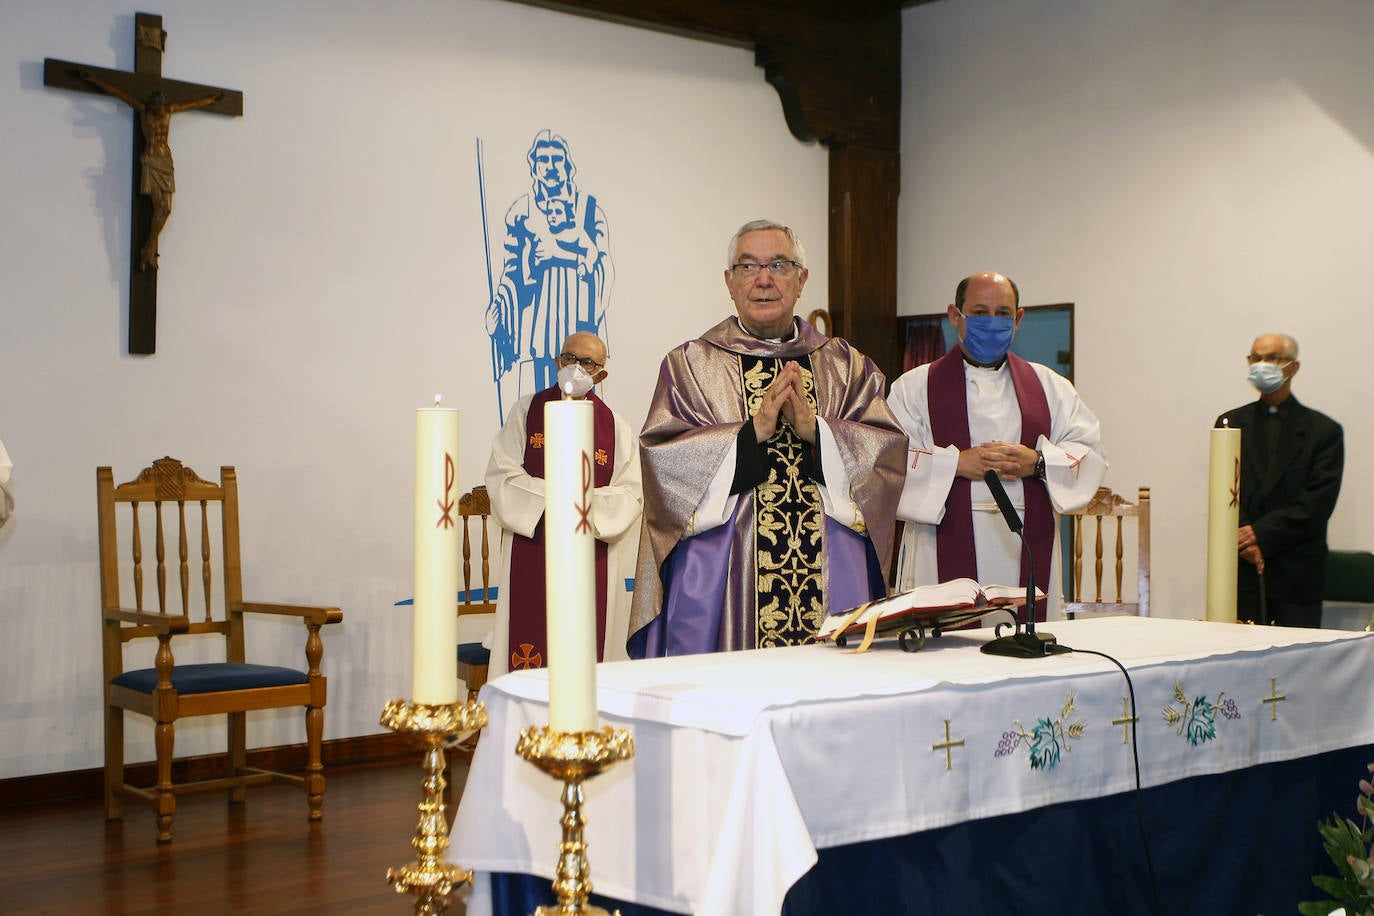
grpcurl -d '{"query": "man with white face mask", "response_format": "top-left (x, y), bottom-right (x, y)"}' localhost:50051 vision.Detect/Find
top-left (1216, 333), bottom-right (1344, 627)
top-left (484, 331), bottom-right (643, 675)
top-left (887, 271), bottom-right (1107, 620)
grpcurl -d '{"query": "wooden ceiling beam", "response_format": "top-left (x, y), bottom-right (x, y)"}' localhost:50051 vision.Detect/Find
top-left (504, 0), bottom-right (905, 379)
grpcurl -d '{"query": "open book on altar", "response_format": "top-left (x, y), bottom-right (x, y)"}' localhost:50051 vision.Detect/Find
top-left (817, 578), bottom-right (1045, 650)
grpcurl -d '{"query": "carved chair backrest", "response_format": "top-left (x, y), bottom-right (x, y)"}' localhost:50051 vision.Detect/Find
top-left (1064, 486), bottom-right (1151, 617)
top-left (458, 485), bottom-right (496, 616)
top-left (807, 308), bottom-right (832, 337)
top-left (97, 457), bottom-right (245, 666)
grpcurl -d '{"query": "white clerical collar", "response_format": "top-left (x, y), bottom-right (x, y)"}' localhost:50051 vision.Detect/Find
top-left (738, 317), bottom-right (797, 342)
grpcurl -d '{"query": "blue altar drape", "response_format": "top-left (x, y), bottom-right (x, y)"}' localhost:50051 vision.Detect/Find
top-left (490, 742), bottom-right (1371, 915)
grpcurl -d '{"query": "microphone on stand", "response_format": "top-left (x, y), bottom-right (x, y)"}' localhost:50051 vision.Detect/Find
top-left (980, 469), bottom-right (1060, 658)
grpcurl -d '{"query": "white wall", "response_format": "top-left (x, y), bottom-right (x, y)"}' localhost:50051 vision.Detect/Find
top-left (901, 0), bottom-right (1373, 622)
top-left (0, 0), bottom-right (827, 778)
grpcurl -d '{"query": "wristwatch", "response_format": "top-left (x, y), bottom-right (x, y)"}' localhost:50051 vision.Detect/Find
top-left (1034, 451), bottom-right (1046, 481)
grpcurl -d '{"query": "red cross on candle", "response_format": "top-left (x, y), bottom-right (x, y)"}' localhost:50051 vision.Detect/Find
top-left (574, 452), bottom-right (593, 534)
top-left (435, 453), bottom-right (456, 529)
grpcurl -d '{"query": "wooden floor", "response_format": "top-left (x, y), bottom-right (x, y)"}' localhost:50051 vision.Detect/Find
top-left (0, 757), bottom-right (472, 914)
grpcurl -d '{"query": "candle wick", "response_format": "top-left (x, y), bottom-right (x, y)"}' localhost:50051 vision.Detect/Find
top-left (434, 394), bottom-right (443, 407)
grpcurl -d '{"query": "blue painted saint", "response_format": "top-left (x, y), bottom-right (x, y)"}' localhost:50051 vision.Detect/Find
top-left (483, 130), bottom-right (614, 420)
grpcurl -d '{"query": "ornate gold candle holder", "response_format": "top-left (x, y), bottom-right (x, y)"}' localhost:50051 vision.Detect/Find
top-left (380, 697), bottom-right (489, 915)
top-left (516, 725), bottom-right (636, 916)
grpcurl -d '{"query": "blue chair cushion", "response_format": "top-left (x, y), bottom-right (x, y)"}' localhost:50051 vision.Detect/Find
top-left (457, 642), bottom-right (491, 667)
top-left (112, 662), bottom-right (309, 695)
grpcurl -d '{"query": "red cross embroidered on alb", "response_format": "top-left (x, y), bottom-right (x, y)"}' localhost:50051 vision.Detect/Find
top-left (511, 643), bottom-right (542, 669)
top-left (1066, 451), bottom-right (1086, 480)
top-left (909, 447), bottom-right (932, 471)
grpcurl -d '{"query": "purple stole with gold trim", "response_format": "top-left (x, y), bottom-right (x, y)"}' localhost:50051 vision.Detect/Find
top-left (927, 347), bottom-right (1053, 619)
top-left (507, 386), bottom-right (615, 670)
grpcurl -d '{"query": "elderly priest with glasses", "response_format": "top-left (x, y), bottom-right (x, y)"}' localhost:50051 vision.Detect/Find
top-left (1216, 333), bottom-right (1344, 628)
top-left (485, 331), bottom-right (643, 675)
top-left (628, 219), bottom-right (907, 658)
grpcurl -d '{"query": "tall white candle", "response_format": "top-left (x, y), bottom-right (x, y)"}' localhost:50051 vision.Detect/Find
top-left (412, 402), bottom-right (461, 704)
top-left (543, 398), bottom-right (598, 732)
top-left (1206, 424), bottom-right (1241, 623)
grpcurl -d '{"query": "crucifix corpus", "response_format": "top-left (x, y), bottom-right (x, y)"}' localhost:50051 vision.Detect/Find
top-left (44, 12), bottom-right (243, 355)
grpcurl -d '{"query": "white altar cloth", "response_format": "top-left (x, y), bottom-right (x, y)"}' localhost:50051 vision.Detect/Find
top-left (449, 618), bottom-right (1374, 915)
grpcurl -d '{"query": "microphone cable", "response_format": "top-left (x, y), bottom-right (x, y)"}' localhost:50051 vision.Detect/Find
top-left (1053, 644), bottom-right (1162, 916)
top-left (979, 472), bottom-right (1159, 909)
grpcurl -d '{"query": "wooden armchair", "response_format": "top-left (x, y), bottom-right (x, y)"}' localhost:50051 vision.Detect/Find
top-left (1063, 486), bottom-right (1150, 619)
top-left (97, 457), bottom-right (343, 842)
top-left (456, 485), bottom-right (496, 702)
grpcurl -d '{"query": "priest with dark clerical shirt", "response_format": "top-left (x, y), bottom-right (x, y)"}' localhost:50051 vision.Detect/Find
top-left (887, 271), bottom-right (1107, 619)
top-left (485, 332), bottom-right (643, 675)
top-left (628, 219), bottom-right (907, 657)
top-left (1216, 333), bottom-right (1343, 628)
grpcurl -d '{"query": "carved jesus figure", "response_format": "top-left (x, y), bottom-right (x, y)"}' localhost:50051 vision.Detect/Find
top-left (76, 69), bottom-right (222, 270)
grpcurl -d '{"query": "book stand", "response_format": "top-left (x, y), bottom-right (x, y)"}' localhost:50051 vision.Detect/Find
top-left (834, 604), bottom-right (1021, 652)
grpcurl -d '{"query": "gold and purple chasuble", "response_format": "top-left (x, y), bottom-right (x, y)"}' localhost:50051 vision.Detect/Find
top-left (628, 317), bottom-right (907, 656)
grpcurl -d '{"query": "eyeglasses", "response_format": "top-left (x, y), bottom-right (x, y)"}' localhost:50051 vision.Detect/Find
top-left (558, 353), bottom-right (604, 371)
top-left (1245, 354), bottom-right (1293, 365)
top-left (728, 259), bottom-right (802, 279)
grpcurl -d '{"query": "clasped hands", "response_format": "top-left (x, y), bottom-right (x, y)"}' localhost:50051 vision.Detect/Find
top-left (752, 361), bottom-right (816, 444)
top-left (956, 441), bottom-right (1037, 481)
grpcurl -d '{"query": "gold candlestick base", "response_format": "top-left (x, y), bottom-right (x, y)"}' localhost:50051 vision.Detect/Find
top-left (380, 697), bottom-right (488, 915)
top-left (516, 725), bottom-right (635, 916)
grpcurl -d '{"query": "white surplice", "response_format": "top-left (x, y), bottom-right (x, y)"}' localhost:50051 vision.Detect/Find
top-left (887, 359), bottom-right (1106, 617)
top-left (484, 392), bottom-right (643, 676)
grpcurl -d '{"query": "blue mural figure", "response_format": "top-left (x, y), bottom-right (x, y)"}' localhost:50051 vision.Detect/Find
top-left (482, 130), bottom-right (614, 420)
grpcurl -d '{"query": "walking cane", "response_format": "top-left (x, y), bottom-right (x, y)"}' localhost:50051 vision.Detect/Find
top-left (1257, 567), bottom-right (1269, 626)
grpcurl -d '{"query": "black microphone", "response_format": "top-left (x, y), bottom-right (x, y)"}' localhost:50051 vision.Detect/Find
top-left (984, 469), bottom-right (1023, 534)
top-left (980, 470), bottom-right (1059, 658)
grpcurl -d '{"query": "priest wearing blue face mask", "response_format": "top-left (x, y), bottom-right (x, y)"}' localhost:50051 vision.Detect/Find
top-left (1216, 333), bottom-right (1344, 628)
top-left (887, 271), bottom-right (1108, 620)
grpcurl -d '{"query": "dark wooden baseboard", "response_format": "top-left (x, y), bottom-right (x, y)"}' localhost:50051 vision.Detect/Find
top-left (0, 731), bottom-right (415, 809)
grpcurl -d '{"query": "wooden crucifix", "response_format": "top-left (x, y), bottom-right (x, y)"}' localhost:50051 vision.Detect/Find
top-left (45, 12), bottom-right (242, 355)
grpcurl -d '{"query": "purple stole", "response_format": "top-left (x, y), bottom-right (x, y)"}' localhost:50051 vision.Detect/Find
top-left (927, 348), bottom-right (1053, 619)
top-left (507, 387), bottom-right (615, 670)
